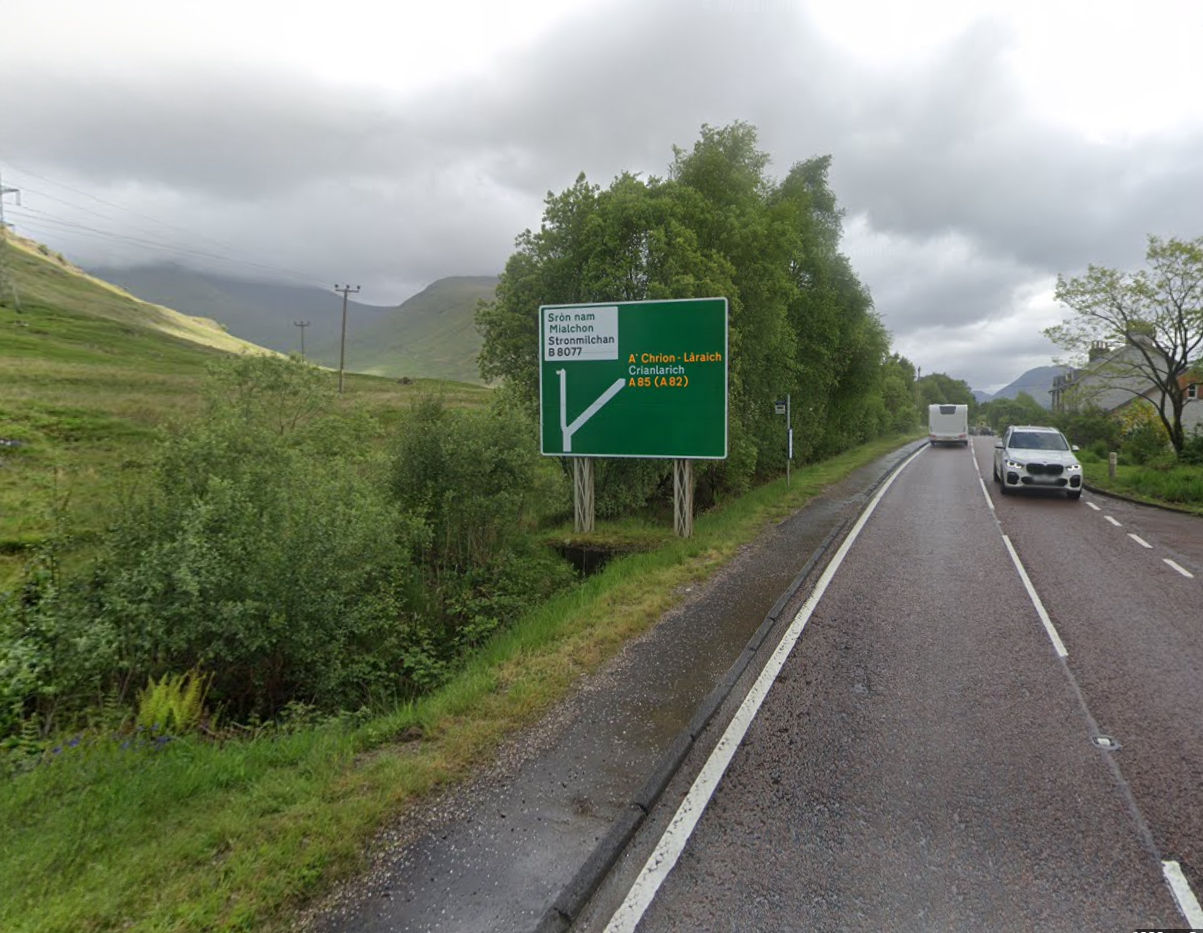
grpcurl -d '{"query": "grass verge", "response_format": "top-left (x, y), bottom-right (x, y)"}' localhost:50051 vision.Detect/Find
top-left (1083, 461), bottom-right (1203, 516)
top-left (0, 433), bottom-right (920, 933)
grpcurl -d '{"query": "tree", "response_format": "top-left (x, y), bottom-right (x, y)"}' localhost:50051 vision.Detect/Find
top-left (476, 122), bottom-right (892, 501)
top-left (1046, 235), bottom-right (1203, 457)
top-left (916, 373), bottom-right (975, 410)
top-left (979, 391), bottom-right (1047, 434)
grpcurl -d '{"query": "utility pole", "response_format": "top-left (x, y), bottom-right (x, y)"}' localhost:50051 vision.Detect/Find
top-left (293, 320), bottom-right (310, 358)
top-left (0, 170), bottom-right (21, 309)
top-left (333, 284), bottom-right (359, 394)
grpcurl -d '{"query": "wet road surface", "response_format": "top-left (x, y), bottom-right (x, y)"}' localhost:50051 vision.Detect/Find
top-left (578, 439), bottom-right (1202, 931)
top-left (304, 442), bottom-right (925, 933)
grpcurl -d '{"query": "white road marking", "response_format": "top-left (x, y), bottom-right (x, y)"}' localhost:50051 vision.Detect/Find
top-left (1163, 860), bottom-right (1203, 927)
top-left (1105, 515), bottom-right (1122, 527)
top-left (1087, 501), bottom-right (1101, 511)
top-left (1128, 534), bottom-right (1153, 549)
top-left (1164, 559), bottom-right (1195, 579)
top-left (1002, 535), bottom-right (1069, 658)
top-left (602, 446), bottom-right (926, 933)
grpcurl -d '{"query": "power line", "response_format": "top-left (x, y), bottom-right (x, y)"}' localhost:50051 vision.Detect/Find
top-left (8, 206), bottom-right (330, 287)
top-left (0, 160), bottom-right (331, 288)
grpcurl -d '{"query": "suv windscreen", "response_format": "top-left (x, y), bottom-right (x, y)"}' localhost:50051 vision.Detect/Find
top-left (1009, 432), bottom-right (1068, 451)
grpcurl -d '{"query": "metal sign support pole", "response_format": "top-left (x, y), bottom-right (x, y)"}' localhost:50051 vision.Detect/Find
top-left (573, 457), bottom-right (595, 533)
top-left (786, 393), bottom-right (792, 487)
top-left (673, 458), bottom-right (694, 538)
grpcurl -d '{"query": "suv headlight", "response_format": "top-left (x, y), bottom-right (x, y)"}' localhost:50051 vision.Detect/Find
top-left (1005, 459), bottom-right (1024, 469)
top-left (1065, 463), bottom-right (1082, 471)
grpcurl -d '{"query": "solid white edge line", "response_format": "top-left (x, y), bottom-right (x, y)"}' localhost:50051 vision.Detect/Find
top-left (1163, 860), bottom-right (1203, 927)
top-left (978, 476), bottom-right (995, 511)
top-left (602, 447), bottom-right (926, 933)
top-left (1105, 515), bottom-right (1122, 527)
top-left (1002, 535), bottom-right (1069, 659)
top-left (1163, 559), bottom-right (1195, 579)
top-left (1128, 534), bottom-right (1153, 549)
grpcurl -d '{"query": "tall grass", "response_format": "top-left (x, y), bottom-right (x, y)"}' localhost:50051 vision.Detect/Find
top-left (1083, 462), bottom-right (1203, 514)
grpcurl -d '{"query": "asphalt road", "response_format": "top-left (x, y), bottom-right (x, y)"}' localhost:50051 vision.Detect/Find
top-left (303, 443), bottom-right (924, 933)
top-left (577, 438), bottom-right (1203, 932)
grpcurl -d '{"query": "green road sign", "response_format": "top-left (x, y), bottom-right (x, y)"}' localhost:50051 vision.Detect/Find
top-left (539, 298), bottom-right (728, 458)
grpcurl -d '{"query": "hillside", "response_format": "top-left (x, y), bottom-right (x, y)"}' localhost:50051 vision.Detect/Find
top-left (1, 237), bottom-right (491, 586)
top-left (86, 263), bottom-right (394, 356)
top-left (86, 264), bottom-right (498, 384)
top-left (986, 365), bottom-right (1069, 408)
top-left (313, 275), bottom-right (498, 384)
top-left (6, 237), bottom-right (272, 357)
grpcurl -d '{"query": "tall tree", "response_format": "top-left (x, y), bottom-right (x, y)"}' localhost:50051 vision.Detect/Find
top-left (476, 122), bottom-right (893, 503)
top-left (1046, 235), bottom-right (1203, 456)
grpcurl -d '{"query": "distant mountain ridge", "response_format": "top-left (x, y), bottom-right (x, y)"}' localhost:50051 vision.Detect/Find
top-left (974, 365), bottom-right (1068, 408)
top-left (86, 264), bottom-right (394, 356)
top-left (86, 264), bottom-right (497, 384)
top-left (315, 276), bottom-right (498, 384)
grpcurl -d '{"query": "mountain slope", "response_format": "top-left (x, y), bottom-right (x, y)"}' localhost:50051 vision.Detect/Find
top-left (989, 365), bottom-right (1069, 408)
top-left (313, 276), bottom-right (498, 384)
top-left (5, 237), bottom-right (269, 358)
top-left (86, 264), bottom-right (394, 356)
top-left (86, 264), bottom-right (495, 383)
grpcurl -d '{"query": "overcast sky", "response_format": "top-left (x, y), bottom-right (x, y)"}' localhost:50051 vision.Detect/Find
top-left (4, 0), bottom-right (1203, 391)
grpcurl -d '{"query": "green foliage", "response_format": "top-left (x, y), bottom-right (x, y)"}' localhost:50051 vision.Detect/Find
top-left (136, 669), bottom-right (212, 734)
top-left (1053, 404), bottom-right (1121, 452)
top-left (390, 395), bottom-right (564, 570)
top-left (388, 394), bottom-right (577, 686)
top-left (978, 391), bottom-right (1048, 434)
top-left (1121, 421), bottom-right (1171, 465)
top-left (1181, 431), bottom-right (1203, 466)
top-left (1048, 235), bottom-right (1203, 456)
top-left (2, 356), bottom-right (429, 730)
top-left (917, 372), bottom-right (975, 411)
top-left (476, 122), bottom-right (900, 497)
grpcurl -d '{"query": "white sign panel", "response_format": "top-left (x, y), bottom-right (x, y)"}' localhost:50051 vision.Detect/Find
top-left (542, 305), bottom-right (619, 362)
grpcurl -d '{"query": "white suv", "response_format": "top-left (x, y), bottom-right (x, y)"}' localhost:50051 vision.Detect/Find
top-left (993, 425), bottom-right (1083, 500)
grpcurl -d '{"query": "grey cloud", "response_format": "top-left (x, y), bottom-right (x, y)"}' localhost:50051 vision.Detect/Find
top-left (4, 0), bottom-right (1203, 389)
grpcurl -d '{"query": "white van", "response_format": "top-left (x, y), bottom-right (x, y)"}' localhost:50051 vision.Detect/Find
top-left (928, 404), bottom-right (969, 446)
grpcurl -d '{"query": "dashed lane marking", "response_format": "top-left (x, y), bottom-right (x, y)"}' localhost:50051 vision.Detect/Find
top-left (1105, 515), bottom-right (1122, 527)
top-left (1087, 501), bottom-right (1101, 511)
top-left (1164, 559), bottom-right (1195, 579)
top-left (1163, 860), bottom-right (1203, 927)
top-left (1128, 534), bottom-right (1153, 549)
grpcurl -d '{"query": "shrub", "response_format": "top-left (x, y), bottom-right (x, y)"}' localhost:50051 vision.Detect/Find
top-left (1, 356), bottom-right (428, 731)
top-left (391, 396), bottom-right (564, 570)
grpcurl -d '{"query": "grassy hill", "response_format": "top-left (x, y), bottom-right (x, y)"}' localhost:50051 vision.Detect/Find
top-left (315, 275), bottom-right (498, 384)
top-left (87, 263), bottom-right (498, 385)
top-left (86, 263), bottom-right (394, 357)
top-left (0, 236), bottom-right (489, 586)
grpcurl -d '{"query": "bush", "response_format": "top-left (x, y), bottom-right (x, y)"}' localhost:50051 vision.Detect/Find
top-left (391, 396), bottom-right (565, 569)
top-left (1181, 431), bottom-right (1203, 466)
top-left (1, 356), bottom-right (428, 732)
top-left (1122, 421), bottom-right (1170, 465)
